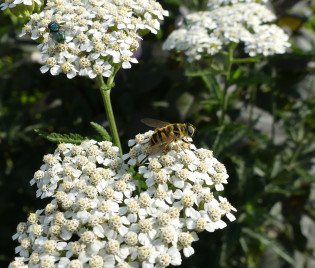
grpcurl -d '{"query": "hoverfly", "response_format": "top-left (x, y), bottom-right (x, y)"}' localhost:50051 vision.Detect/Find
top-left (141, 118), bottom-right (196, 156)
top-left (48, 22), bottom-right (66, 44)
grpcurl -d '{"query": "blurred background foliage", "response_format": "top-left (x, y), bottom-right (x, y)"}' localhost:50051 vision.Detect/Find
top-left (1, 0), bottom-right (315, 267)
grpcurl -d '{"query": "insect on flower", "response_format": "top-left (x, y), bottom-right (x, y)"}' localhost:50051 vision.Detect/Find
top-left (48, 21), bottom-right (65, 44)
top-left (141, 118), bottom-right (196, 157)
top-left (183, 17), bottom-right (191, 26)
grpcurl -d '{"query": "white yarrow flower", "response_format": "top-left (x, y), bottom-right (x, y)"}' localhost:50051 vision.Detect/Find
top-left (163, 1), bottom-right (290, 61)
top-left (12, 125), bottom-right (236, 267)
top-left (18, 0), bottom-right (168, 78)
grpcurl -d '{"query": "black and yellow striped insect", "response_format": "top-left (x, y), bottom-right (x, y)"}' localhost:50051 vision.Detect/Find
top-left (141, 118), bottom-right (196, 156)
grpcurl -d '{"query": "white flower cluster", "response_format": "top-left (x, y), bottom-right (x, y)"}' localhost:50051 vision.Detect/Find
top-left (162, 1), bottom-right (290, 62)
top-left (10, 134), bottom-right (236, 268)
top-left (208, 0), bottom-right (267, 10)
top-left (0, 0), bottom-right (41, 11)
top-left (162, 11), bottom-right (222, 62)
top-left (19, 0), bottom-right (168, 79)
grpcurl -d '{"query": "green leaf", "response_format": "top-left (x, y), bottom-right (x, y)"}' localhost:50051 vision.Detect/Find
top-left (253, 165), bottom-right (266, 177)
top-left (232, 67), bottom-right (242, 80)
top-left (264, 185), bottom-right (292, 196)
top-left (297, 124), bottom-right (305, 142)
top-left (224, 117), bottom-right (260, 152)
top-left (199, 99), bottom-right (219, 106)
top-left (270, 154), bottom-right (282, 178)
top-left (201, 75), bottom-right (223, 100)
top-left (34, 129), bottom-right (88, 144)
top-left (90, 122), bottom-right (112, 141)
top-left (152, 101), bottom-right (169, 108)
top-left (0, 25), bottom-right (11, 35)
top-left (212, 125), bottom-right (226, 156)
top-left (295, 168), bottom-right (315, 182)
top-left (185, 70), bottom-right (214, 77)
top-left (233, 156), bottom-right (247, 190)
top-left (243, 228), bottom-right (295, 265)
top-left (176, 92), bottom-right (194, 121)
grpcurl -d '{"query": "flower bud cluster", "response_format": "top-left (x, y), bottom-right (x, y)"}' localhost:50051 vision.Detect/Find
top-left (19, 0), bottom-right (168, 79)
top-left (10, 134), bottom-right (236, 267)
top-left (163, 0), bottom-right (290, 61)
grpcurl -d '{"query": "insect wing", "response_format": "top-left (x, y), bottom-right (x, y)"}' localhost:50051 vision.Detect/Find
top-left (141, 118), bottom-right (170, 128)
top-left (278, 14), bottom-right (306, 31)
top-left (150, 134), bottom-right (176, 154)
top-left (149, 143), bottom-right (169, 155)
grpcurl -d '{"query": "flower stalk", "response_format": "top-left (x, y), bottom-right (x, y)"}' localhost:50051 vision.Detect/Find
top-left (220, 45), bottom-right (235, 124)
top-left (96, 69), bottom-right (122, 156)
top-left (212, 45), bottom-right (235, 155)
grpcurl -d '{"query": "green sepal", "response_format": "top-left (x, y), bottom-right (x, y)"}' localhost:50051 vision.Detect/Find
top-left (138, 29), bottom-right (150, 37)
top-left (34, 129), bottom-right (89, 144)
top-left (34, 0), bottom-right (44, 13)
top-left (10, 2), bottom-right (35, 18)
top-left (33, 36), bottom-right (44, 44)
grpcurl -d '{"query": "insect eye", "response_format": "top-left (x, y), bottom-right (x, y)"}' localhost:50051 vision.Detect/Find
top-left (187, 124), bottom-right (195, 136)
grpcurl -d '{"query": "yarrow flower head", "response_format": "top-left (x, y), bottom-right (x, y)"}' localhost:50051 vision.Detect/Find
top-left (207, 0), bottom-right (268, 10)
top-left (162, 0), bottom-right (290, 62)
top-left (11, 132), bottom-right (236, 267)
top-left (19, 0), bottom-right (168, 79)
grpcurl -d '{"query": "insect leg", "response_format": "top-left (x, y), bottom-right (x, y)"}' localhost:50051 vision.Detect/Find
top-left (139, 155), bottom-right (148, 164)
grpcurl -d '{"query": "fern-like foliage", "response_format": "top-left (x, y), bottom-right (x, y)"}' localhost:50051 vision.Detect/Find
top-left (34, 129), bottom-right (88, 144)
top-left (90, 122), bottom-right (112, 141)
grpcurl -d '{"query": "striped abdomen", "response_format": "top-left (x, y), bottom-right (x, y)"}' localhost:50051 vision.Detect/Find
top-left (149, 124), bottom-right (187, 146)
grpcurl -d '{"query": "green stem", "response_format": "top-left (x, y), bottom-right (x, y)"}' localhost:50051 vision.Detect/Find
top-left (201, 74), bottom-right (212, 90)
top-left (270, 88), bottom-right (276, 144)
top-left (289, 123), bottom-right (305, 169)
top-left (289, 141), bottom-right (303, 169)
top-left (232, 57), bottom-right (260, 64)
top-left (219, 45), bottom-right (234, 124)
top-left (96, 69), bottom-right (122, 156)
top-left (212, 46), bottom-right (235, 155)
top-left (249, 85), bottom-right (257, 123)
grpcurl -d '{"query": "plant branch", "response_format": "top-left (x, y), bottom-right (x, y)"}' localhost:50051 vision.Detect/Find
top-left (219, 45), bottom-right (235, 124)
top-left (96, 69), bottom-right (122, 156)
